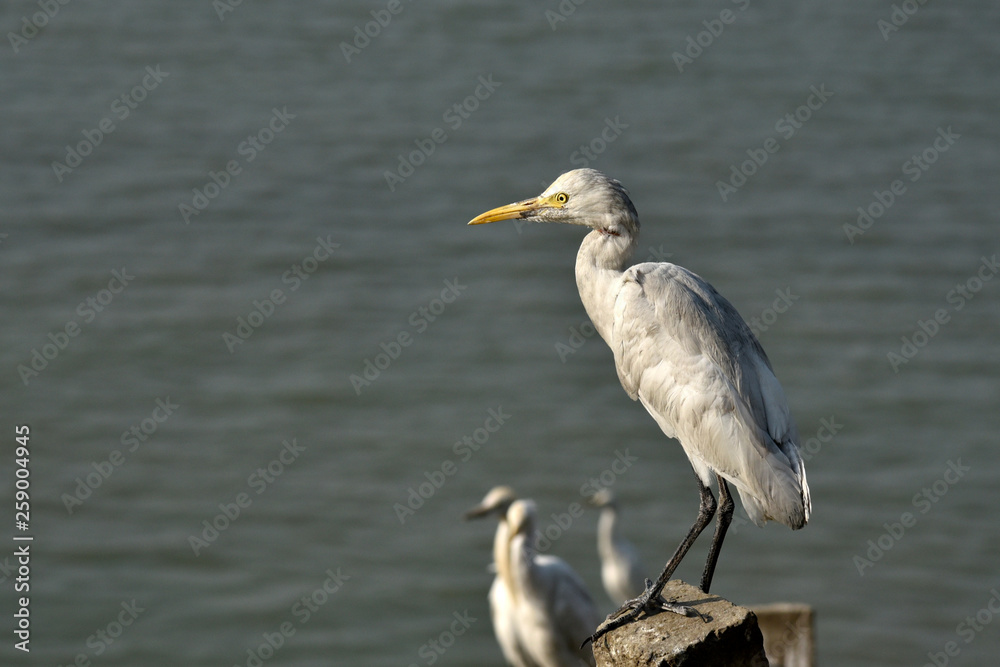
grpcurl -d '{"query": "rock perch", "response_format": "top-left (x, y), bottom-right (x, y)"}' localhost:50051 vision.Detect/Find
top-left (592, 580), bottom-right (768, 667)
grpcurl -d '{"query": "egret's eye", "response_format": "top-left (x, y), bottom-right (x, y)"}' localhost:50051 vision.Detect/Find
top-left (554, 192), bottom-right (569, 205)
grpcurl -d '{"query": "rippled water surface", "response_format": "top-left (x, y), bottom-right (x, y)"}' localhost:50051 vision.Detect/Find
top-left (1, 2), bottom-right (998, 665)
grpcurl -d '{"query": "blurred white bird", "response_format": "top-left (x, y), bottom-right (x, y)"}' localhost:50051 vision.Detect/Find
top-left (464, 486), bottom-right (538, 667)
top-left (505, 499), bottom-right (600, 667)
top-left (469, 169), bottom-right (811, 641)
top-left (589, 489), bottom-right (645, 606)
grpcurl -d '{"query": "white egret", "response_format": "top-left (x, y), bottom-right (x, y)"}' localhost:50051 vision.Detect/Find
top-left (468, 169), bottom-right (811, 641)
top-left (505, 499), bottom-right (600, 667)
top-left (589, 488), bottom-right (646, 606)
top-left (464, 486), bottom-right (538, 667)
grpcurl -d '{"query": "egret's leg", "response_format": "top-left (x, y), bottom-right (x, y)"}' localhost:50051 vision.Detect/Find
top-left (700, 475), bottom-right (734, 593)
top-left (587, 473), bottom-right (716, 644)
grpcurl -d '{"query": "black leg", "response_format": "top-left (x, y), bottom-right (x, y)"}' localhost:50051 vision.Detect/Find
top-left (646, 473), bottom-right (716, 597)
top-left (700, 474), bottom-right (734, 593)
top-left (587, 471), bottom-right (717, 644)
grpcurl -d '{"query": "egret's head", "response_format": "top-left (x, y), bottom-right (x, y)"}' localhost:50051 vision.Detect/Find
top-left (468, 169), bottom-right (639, 236)
top-left (505, 499), bottom-right (537, 538)
top-left (589, 487), bottom-right (617, 509)
top-left (463, 485), bottom-right (517, 520)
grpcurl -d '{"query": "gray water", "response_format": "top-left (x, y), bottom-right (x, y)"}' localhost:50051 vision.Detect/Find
top-left (2, 1), bottom-right (999, 665)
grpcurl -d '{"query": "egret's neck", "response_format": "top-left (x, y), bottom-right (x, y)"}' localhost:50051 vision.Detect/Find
top-left (575, 228), bottom-right (637, 344)
top-left (597, 506), bottom-right (619, 559)
top-left (494, 517), bottom-right (512, 597)
top-left (507, 531), bottom-right (535, 601)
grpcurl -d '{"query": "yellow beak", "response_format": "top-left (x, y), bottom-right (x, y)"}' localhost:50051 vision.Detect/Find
top-left (467, 197), bottom-right (544, 225)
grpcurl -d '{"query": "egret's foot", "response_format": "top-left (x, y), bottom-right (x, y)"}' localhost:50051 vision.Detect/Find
top-left (583, 579), bottom-right (706, 647)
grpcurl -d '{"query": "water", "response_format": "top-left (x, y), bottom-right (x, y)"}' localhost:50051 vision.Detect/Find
top-left (2, 1), bottom-right (998, 665)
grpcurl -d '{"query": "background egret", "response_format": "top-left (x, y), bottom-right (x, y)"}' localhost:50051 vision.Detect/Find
top-left (505, 499), bottom-right (601, 667)
top-left (590, 488), bottom-right (646, 606)
top-left (469, 169), bottom-right (811, 639)
top-left (464, 486), bottom-right (538, 667)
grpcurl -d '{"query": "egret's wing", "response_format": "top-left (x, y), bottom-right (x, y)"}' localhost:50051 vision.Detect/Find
top-left (611, 263), bottom-right (810, 528)
top-left (534, 555), bottom-right (600, 666)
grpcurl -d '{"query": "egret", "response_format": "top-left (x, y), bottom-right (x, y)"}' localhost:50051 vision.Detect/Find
top-left (589, 488), bottom-right (646, 606)
top-left (464, 486), bottom-right (538, 667)
top-left (505, 499), bottom-right (601, 667)
top-left (468, 169), bottom-right (811, 641)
